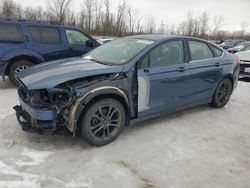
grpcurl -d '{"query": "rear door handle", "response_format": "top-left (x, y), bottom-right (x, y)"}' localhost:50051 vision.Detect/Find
top-left (176, 67), bottom-right (187, 72)
top-left (24, 35), bottom-right (29, 42)
top-left (143, 69), bottom-right (149, 73)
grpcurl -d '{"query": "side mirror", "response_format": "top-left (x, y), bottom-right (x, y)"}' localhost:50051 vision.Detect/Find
top-left (85, 40), bottom-right (94, 47)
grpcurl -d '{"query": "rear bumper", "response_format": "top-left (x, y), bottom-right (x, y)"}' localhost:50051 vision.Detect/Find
top-left (0, 61), bottom-right (7, 80)
top-left (14, 96), bottom-right (57, 133)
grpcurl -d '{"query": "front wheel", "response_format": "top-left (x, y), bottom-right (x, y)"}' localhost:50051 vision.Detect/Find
top-left (210, 78), bottom-right (233, 108)
top-left (8, 60), bottom-right (33, 86)
top-left (80, 98), bottom-right (126, 146)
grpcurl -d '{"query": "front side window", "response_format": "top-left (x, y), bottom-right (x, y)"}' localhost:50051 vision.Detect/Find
top-left (66, 29), bottom-right (90, 45)
top-left (189, 41), bottom-right (213, 61)
top-left (150, 40), bottom-right (184, 68)
top-left (0, 24), bottom-right (23, 42)
top-left (84, 39), bottom-right (153, 65)
top-left (29, 26), bottom-right (60, 44)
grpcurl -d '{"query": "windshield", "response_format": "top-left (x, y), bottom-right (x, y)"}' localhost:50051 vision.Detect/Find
top-left (221, 41), bottom-right (235, 45)
top-left (84, 38), bottom-right (154, 65)
top-left (235, 42), bottom-right (250, 49)
top-left (242, 46), bottom-right (250, 51)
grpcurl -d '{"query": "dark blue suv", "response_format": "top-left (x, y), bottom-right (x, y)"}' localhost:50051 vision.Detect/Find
top-left (0, 18), bottom-right (99, 85)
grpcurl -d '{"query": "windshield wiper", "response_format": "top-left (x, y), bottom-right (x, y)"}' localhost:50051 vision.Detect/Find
top-left (85, 58), bottom-right (117, 66)
top-left (85, 58), bottom-right (107, 65)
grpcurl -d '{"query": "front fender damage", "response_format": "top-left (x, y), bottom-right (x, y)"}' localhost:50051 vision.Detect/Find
top-left (60, 73), bottom-right (130, 136)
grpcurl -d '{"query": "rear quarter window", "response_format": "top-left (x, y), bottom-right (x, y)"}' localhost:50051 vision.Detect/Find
top-left (29, 26), bottom-right (61, 44)
top-left (209, 45), bottom-right (223, 57)
top-left (0, 23), bottom-right (23, 42)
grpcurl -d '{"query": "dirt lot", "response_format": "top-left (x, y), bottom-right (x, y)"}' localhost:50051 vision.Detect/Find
top-left (0, 78), bottom-right (250, 188)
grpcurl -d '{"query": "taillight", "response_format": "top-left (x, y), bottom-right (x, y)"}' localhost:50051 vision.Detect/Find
top-left (237, 58), bottom-right (241, 65)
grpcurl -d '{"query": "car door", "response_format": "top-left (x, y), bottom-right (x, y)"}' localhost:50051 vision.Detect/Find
top-left (26, 25), bottom-right (68, 61)
top-left (187, 40), bottom-right (224, 103)
top-left (137, 39), bottom-right (190, 118)
top-left (65, 28), bottom-right (95, 57)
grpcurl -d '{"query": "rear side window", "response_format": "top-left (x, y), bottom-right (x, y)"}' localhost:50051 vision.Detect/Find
top-left (0, 24), bottom-right (23, 42)
top-left (189, 41), bottom-right (213, 61)
top-left (29, 26), bottom-right (60, 44)
top-left (209, 45), bottom-right (223, 57)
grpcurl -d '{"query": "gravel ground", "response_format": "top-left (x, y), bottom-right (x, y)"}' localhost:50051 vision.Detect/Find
top-left (0, 78), bottom-right (250, 188)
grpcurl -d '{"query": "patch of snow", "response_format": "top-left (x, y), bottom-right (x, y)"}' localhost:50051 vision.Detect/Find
top-left (15, 147), bottom-right (53, 167)
top-left (0, 161), bottom-right (93, 188)
top-left (0, 89), bottom-right (17, 121)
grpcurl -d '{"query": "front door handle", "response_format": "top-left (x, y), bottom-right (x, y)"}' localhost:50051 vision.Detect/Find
top-left (176, 67), bottom-right (187, 72)
top-left (144, 69), bottom-right (149, 73)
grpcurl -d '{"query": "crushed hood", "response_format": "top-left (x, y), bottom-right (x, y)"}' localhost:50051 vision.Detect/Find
top-left (17, 57), bottom-right (124, 90)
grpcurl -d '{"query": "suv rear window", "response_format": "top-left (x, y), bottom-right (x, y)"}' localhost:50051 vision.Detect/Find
top-left (0, 24), bottom-right (23, 42)
top-left (29, 26), bottom-right (60, 44)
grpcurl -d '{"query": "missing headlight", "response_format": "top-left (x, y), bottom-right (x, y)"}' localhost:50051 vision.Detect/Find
top-left (52, 92), bottom-right (70, 103)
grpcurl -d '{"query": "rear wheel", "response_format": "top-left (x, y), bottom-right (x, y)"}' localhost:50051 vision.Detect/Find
top-left (8, 60), bottom-right (33, 86)
top-left (210, 78), bottom-right (233, 108)
top-left (80, 98), bottom-right (126, 146)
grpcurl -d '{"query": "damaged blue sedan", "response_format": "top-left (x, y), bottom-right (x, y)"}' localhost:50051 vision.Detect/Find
top-left (14, 35), bottom-right (240, 146)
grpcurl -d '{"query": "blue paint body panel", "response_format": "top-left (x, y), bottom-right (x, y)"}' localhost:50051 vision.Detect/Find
top-left (19, 96), bottom-right (55, 121)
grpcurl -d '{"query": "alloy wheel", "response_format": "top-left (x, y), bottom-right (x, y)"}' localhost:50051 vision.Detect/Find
top-left (216, 81), bottom-right (232, 106)
top-left (89, 104), bottom-right (121, 141)
top-left (14, 65), bottom-right (29, 78)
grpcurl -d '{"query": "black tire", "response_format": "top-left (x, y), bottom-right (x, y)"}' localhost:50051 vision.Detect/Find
top-left (8, 60), bottom-right (33, 86)
top-left (80, 98), bottom-right (126, 146)
top-left (210, 78), bottom-right (233, 108)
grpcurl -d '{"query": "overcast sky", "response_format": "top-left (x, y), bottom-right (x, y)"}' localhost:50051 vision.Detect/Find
top-left (13, 0), bottom-right (250, 31)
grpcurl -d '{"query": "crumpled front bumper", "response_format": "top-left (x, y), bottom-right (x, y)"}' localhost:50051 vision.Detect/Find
top-left (13, 96), bottom-right (57, 133)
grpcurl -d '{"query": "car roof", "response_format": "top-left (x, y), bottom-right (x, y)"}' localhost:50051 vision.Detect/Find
top-left (126, 34), bottom-right (207, 42)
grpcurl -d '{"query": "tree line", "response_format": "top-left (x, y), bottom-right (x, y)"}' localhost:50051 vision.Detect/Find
top-left (0, 0), bottom-right (249, 40)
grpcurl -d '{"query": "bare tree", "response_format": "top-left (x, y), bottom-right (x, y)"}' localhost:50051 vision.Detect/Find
top-left (93, 0), bottom-right (103, 35)
top-left (0, 0), bottom-right (249, 39)
top-left (102, 0), bottom-right (111, 35)
top-left (157, 22), bottom-right (166, 34)
top-left (1, 0), bottom-right (17, 17)
top-left (210, 15), bottom-right (224, 38)
top-left (239, 22), bottom-right (248, 38)
top-left (145, 14), bottom-right (155, 34)
top-left (83, 0), bottom-right (94, 32)
top-left (127, 6), bottom-right (138, 34)
top-left (199, 11), bottom-right (209, 37)
top-left (186, 11), bottom-right (195, 35)
top-left (47, 0), bottom-right (72, 24)
top-left (115, 2), bottom-right (128, 36)
top-left (193, 18), bottom-right (200, 36)
top-left (24, 7), bottom-right (37, 20)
